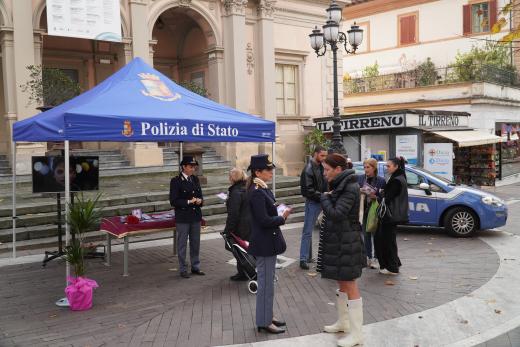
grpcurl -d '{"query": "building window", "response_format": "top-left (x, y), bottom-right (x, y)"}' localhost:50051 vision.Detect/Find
top-left (463, 1), bottom-right (497, 35)
top-left (275, 64), bottom-right (298, 116)
top-left (398, 13), bottom-right (418, 46)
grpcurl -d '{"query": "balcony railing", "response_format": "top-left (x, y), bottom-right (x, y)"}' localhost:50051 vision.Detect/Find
top-left (344, 64), bottom-right (519, 94)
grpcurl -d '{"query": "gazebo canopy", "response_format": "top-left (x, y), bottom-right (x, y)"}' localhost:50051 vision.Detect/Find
top-left (13, 57), bottom-right (275, 143)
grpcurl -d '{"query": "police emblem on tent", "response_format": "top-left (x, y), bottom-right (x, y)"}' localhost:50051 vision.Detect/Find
top-left (122, 120), bottom-right (134, 137)
top-left (139, 73), bottom-right (181, 102)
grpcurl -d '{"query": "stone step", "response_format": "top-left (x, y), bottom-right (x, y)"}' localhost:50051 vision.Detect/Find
top-left (0, 212), bottom-right (306, 254)
top-left (98, 161), bottom-right (131, 168)
top-left (0, 168), bottom-right (11, 174)
top-left (0, 182), bottom-right (301, 217)
top-left (0, 186), bottom-right (303, 228)
top-left (0, 198), bottom-right (305, 243)
top-left (0, 162), bottom-right (232, 185)
top-left (162, 153), bottom-right (222, 161)
top-left (71, 150), bottom-right (122, 155)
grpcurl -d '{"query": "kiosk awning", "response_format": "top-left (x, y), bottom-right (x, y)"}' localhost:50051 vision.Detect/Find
top-left (432, 130), bottom-right (502, 147)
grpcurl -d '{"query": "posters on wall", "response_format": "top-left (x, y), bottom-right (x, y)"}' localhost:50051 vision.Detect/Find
top-left (424, 143), bottom-right (453, 181)
top-left (396, 135), bottom-right (418, 165)
top-left (46, 0), bottom-right (122, 42)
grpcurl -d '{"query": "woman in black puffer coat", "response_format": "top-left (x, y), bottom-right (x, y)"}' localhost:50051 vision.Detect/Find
top-left (224, 168), bottom-right (251, 281)
top-left (319, 154), bottom-right (365, 347)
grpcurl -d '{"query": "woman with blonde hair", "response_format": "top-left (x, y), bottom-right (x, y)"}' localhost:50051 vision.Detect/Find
top-left (357, 158), bottom-right (385, 269)
top-left (224, 167), bottom-right (251, 281)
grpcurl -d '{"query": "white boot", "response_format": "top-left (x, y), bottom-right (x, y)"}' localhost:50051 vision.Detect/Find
top-left (324, 290), bottom-right (350, 333)
top-left (337, 298), bottom-right (363, 347)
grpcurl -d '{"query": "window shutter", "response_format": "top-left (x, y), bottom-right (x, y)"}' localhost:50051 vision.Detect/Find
top-left (489, 0), bottom-right (497, 29)
top-left (409, 15), bottom-right (416, 43)
top-left (463, 4), bottom-right (471, 35)
top-left (400, 15), bottom-right (416, 45)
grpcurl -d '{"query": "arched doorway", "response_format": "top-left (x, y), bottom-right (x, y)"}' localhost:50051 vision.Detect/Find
top-left (151, 6), bottom-right (220, 100)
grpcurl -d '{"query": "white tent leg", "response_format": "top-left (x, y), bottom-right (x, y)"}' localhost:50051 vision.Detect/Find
top-left (11, 142), bottom-right (16, 259)
top-left (64, 141), bottom-right (71, 282)
top-left (272, 142), bottom-right (276, 197)
top-left (179, 141), bottom-right (183, 165)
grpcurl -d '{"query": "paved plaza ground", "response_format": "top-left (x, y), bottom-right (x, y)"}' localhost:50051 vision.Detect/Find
top-left (1, 184), bottom-right (520, 346)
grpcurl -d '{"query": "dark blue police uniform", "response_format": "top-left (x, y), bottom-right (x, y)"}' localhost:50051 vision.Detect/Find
top-left (169, 156), bottom-right (204, 277)
top-left (247, 154), bottom-right (287, 334)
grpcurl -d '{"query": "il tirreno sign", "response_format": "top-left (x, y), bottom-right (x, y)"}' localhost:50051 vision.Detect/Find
top-left (316, 113), bottom-right (470, 133)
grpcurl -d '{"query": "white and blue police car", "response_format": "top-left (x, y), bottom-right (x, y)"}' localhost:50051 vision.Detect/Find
top-left (353, 162), bottom-right (508, 237)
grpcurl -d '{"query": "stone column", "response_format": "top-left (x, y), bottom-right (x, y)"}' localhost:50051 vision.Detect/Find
top-left (255, 0), bottom-right (277, 158)
top-left (207, 46), bottom-right (225, 103)
top-left (8, 1), bottom-right (46, 173)
top-left (33, 30), bottom-right (44, 67)
top-left (12, 0), bottom-right (37, 121)
top-left (222, 0), bottom-right (248, 110)
top-left (221, 0), bottom-right (249, 165)
top-left (256, 0), bottom-right (276, 123)
top-left (123, 4), bottom-right (163, 167)
top-left (129, 0), bottom-right (150, 63)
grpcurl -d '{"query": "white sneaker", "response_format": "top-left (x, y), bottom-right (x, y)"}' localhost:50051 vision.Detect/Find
top-left (379, 269), bottom-right (398, 276)
top-left (370, 258), bottom-right (379, 269)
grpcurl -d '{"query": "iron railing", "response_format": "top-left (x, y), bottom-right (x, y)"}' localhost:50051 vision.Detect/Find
top-left (344, 64), bottom-right (519, 94)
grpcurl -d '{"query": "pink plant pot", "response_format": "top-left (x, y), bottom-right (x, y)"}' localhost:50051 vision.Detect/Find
top-left (65, 276), bottom-right (99, 311)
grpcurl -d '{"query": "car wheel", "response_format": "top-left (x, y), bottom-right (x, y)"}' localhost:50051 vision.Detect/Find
top-left (444, 207), bottom-right (478, 237)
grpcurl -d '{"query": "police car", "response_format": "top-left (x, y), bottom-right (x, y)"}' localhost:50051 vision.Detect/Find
top-left (353, 162), bottom-right (508, 237)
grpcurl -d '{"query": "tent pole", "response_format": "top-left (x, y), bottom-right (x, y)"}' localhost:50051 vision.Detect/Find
top-left (272, 142), bottom-right (276, 197)
top-left (64, 141), bottom-right (71, 282)
top-left (11, 142), bottom-right (16, 259)
top-left (179, 141), bottom-right (183, 165)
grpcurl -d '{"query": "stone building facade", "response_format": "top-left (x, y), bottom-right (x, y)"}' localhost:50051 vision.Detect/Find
top-left (0, 0), bottom-right (345, 175)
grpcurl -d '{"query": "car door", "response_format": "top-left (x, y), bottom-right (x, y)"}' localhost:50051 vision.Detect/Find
top-left (405, 169), bottom-right (438, 225)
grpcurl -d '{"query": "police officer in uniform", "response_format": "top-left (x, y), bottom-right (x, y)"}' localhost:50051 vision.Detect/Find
top-left (169, 156), bottom-right (205, 279)
top-left (247, 154), bottom-right (291, 334)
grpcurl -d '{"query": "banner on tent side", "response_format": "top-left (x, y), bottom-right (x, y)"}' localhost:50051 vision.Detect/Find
top-left (65, 117), bottom-right (275, 142)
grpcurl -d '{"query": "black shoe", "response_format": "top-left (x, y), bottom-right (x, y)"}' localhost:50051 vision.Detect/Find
top-left (191, 269), bottom-right (206, 276)
top-left (257, 325), bottom-right (285, 334)
top-left (299, 261), bottom-right (309, 270)
top-left (180, 271), bottom-right (190, 279)
top-left (230, 273), bottom-right (248, 281)
top-left (272, 319), bottom-right (286, 327)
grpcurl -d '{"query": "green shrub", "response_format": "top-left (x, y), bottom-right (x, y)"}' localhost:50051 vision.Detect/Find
top-left (304, 128), bottom-right (330, 158)
top-left (416, 58), bottom-right (438, 86)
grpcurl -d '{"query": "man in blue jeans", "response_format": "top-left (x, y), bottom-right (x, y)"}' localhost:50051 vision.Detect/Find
top-left (299, 146), bottom-right (328, 270)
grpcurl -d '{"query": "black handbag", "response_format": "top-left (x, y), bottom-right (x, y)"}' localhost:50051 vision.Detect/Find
top-left (377, 198), bottom-right (393, 222)
top-left (272, 230), bottom-right (287, 255)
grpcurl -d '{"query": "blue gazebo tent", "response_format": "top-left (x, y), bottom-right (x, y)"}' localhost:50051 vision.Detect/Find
top-left (13, 57), bottom-right (275, 143)
top-left (10, 58), bottom-right (276, 279)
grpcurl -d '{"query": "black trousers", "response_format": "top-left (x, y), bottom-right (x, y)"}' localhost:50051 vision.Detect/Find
top-left (374, 222), bottom-right (402, 273)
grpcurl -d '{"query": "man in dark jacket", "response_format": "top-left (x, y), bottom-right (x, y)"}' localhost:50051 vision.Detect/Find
top-left (169, 156), bottom-right (205, 279)
top-left (299, 145), bottom-right (328, 270)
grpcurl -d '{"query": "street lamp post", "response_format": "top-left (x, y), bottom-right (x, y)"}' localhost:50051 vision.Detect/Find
top-left (309, 1), bottom-right (363, 154)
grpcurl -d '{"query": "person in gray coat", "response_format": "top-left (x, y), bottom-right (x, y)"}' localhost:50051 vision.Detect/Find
top-left (319, 153), bottom-right (365, 347)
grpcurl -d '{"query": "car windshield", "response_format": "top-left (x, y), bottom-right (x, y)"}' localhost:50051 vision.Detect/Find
top-left (412, 167), bottom-right (455, 185)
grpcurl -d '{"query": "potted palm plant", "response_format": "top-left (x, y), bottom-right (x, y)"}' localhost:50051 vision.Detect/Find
top-left (64, 193), bottom-right (102, 311)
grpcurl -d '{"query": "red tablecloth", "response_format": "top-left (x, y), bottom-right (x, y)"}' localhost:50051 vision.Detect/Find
top-left (101, 212), bottom-right (206, 238)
